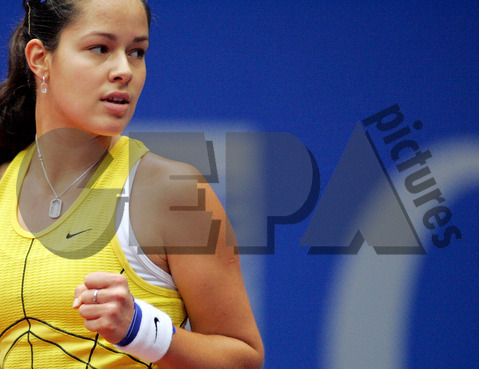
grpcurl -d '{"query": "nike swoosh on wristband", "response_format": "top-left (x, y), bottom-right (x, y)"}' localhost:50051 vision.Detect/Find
top-left (66, 229), bottom-right (92, 239)
top-left (154, 317), bottom-right (160, 341)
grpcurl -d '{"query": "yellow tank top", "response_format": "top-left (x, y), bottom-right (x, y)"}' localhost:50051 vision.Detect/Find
top-left (0, 136), bottom-right (187, 368)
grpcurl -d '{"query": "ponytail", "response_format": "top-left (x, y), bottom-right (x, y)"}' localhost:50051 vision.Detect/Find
top-left (0, 18), bottom-right (36, 164)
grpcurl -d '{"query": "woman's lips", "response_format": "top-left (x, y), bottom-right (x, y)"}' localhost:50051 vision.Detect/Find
top-left (101, 92), bottom-right (131, 115)
top-left (101, 99), bottom-right (130, 115)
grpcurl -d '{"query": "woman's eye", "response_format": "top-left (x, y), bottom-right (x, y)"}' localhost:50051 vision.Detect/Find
top-left (130, 49), bottom-right (146, 59)
top-left (90, 45), bottom-right (108, 54)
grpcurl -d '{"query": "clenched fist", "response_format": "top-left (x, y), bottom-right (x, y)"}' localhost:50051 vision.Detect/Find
top-left (73, 272), bottom-right (134, 344)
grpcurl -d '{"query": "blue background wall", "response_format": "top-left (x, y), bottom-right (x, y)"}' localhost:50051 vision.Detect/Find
top-left (1, 1), bottom-right (478, 368)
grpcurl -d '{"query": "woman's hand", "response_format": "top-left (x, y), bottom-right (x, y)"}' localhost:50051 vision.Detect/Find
top-left (73, 271), bottom-right (134, 344)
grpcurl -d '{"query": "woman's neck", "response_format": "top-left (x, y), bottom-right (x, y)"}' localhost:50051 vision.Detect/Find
top-left (33, 128), bottom-right (117, 187)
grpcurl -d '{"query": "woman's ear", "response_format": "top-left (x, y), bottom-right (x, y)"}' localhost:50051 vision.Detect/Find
top-left (25, 38), bottom-right (51, 81)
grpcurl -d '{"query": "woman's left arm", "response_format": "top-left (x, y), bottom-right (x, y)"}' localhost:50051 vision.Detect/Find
top-left (157, 178), bottom-right (264, 369)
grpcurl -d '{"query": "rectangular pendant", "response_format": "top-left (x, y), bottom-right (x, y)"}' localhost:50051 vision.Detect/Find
top-left (49, 198), bottom-right (62, 219)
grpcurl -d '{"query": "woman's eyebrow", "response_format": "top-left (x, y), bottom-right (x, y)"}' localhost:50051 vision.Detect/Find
top-left (83, 32), bottom-right (149, 43)
top-left (133, 36), bottom-right (149, 43)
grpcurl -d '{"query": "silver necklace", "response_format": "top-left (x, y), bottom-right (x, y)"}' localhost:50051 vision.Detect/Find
top-left (35, 135), bottom-right (104, 219)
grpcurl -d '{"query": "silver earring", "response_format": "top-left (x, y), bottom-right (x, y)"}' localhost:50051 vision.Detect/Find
top-left (41, 76), bottom-right (48, 94)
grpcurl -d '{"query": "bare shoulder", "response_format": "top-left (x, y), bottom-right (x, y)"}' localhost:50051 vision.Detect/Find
top-left (134, 151), bottom-right (204, 206)
top-left (138, 151), bottom-right (201, 177)
top-left (129, 152), bottom-right (213, 249)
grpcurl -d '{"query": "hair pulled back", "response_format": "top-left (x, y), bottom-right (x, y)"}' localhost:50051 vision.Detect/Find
top-left (0, 0), bottom-right (151, 164)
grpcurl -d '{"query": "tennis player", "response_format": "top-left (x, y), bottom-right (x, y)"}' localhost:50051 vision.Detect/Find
top-left (0, 0), bottom-right (264, 368)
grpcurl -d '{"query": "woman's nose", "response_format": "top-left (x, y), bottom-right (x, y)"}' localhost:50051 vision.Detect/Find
top-left (109, 53), bottom-right (133, 85)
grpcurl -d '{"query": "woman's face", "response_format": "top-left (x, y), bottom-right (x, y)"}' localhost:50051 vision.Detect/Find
top-left (45, 0), bottom-right (149, 137)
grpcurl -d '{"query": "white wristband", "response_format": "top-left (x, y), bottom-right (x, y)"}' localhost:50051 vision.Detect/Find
top-left (114, 298), bottom-right (176, 363)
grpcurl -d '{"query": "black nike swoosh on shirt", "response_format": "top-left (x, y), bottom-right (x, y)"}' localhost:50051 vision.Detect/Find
top-left (154, 317), bottom-right (160, 341)
top-left (66, 229), bottom-right (92, 239)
